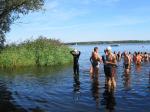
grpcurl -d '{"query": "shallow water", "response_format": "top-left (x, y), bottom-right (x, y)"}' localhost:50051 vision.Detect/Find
top-left (0, 44), bottom-right (150, 112)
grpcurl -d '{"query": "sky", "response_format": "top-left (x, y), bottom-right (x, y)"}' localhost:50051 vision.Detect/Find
top-left (6, 0), bottom-right (150, 43)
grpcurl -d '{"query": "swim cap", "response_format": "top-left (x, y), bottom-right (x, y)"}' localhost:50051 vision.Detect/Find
top-left (74, 49), bottom-right (78, 53)
top-left (106, 46), bottom-right (112, 51)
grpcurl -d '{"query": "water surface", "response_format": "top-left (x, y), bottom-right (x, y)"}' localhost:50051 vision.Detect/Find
top-left (0, 44), bottom-right (150, 112)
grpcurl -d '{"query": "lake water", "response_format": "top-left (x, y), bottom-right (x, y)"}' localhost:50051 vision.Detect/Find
top-left (0, 44), bottom-right (150, 112)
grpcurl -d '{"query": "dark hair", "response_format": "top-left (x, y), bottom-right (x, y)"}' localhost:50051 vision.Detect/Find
top-left (94, 47), bottom-right (98, 51)
top-left (104, 50), bottom-right (106, 53)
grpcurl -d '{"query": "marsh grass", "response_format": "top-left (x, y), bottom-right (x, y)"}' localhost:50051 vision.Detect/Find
top-left (0, 37), bottom-right (72, 68)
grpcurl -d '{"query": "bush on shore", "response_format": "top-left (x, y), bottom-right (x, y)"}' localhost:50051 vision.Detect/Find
top-left (0, 36), bottom-right (72, 68)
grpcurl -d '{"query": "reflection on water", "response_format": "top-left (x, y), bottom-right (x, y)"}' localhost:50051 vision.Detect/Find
top-left (90, 74), bottom-right (100, 108)
top-left (0, 44), bottom-right (149, 112)
top-left (136, 65), bottom-right (142, 73)
top-left (123, 74), bottom-right (131, 90)
top-left (0, 80), bottom-right (26, 112)
top-left (73, 74), bottom-right (80, 102)
top-left (101, 85), bottom-right (116, 111)
top-left (148, 71), bottom-right (150, 90)
top-left (122, 71), bottom-right (131, 91)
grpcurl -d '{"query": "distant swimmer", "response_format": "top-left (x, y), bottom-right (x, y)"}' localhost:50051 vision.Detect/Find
top-left (133, 52), bottom-right (137, 63)
top-left (123, 51), bottom-right (131, 74)
top-left (113, 51), bottom-right (118, 61)
top-left (144, 52), bottom-right (149, 62)
top-left (136, 52), bottom-right (142, 65)
top-left (105, 46), bottom-right (117, 88)
top-left (90, 47), bottom-right (102, 75)
top-left (128, 52), bottom-right (132, 63)
top-left (70, 49), bottom-right (81, 75)
top-left (140, 52), bottom-right (144, 62)
top-left (117, 51), bottom-right (121, 61)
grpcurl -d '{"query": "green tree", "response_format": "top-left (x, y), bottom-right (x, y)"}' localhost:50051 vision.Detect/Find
top-left (0, 0), bottom-right (44, 48)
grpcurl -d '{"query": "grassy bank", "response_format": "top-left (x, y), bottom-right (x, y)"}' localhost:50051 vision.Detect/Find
top-left (0, 37), bottom-right (72, 68)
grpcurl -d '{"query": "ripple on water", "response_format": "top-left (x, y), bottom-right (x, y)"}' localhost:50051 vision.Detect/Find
top-left (0, 44), bottom-right (150, 111)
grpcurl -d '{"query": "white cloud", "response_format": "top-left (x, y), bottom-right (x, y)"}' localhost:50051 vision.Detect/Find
top-left (45, 0), bottom-right (59, 11)
top-left (42, 0), bottom-right (121, 22)
top-left (80, 0), bottom-right (120, 6)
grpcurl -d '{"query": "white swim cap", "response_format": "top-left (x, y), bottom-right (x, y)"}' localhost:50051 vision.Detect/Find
top-left (106, 46), bottom-right (112, 51)
top-left (74, 49), bottom-right (78, 53)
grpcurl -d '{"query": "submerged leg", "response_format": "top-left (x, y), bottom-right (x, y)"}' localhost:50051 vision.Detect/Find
top-left (73, 65), bottom-right (77, 74)
top-left (112, 77), bottom-right (116, 88)
top-left (108, 77), bottom-right (112, 87)
top-left (76, 64), bottom-right (79, 75)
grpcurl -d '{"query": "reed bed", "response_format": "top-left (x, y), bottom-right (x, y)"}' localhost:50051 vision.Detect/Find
top-left (0, 37), bottom-right (72, 68)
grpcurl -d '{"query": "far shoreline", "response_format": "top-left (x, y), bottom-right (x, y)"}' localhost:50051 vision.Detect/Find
top-left (65, 40), bottom-right (150, 45)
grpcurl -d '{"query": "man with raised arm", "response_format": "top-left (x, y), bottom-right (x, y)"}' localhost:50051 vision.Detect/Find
top-left (70, 49), bottom-right (81, 75)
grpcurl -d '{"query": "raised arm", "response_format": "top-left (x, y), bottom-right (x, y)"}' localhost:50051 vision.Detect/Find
top-left (70, 50), bottom-right (74, 55)
top-left (78, 51), bottom-right (81, 56)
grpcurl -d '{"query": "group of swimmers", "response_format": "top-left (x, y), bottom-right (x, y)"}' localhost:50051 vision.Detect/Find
top-left (89, 46), bottom-right (117, 88)
top-left (70, 47), bottom-right (150, 89)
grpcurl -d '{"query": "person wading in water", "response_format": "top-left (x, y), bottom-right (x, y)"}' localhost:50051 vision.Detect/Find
top-left (90, 47), bottom-right (102, 76)
top-left (105, 47), bottom-right (117, 88)
top-left (102, 49), bottom-right (109, 85)
top-left (70, 49), bottom-right (81, 75)
top-left (136, 52), bottom-right (142, 65)
top-left (123, 51), bottom-right (131, 74)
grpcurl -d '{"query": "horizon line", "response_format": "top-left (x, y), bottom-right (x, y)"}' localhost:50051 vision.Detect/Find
top-left (65, 40), bottom-right (150, 43)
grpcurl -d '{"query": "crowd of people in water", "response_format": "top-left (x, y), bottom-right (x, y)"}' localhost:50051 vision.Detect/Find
top-left (70, 46), bottom-right (150, 89)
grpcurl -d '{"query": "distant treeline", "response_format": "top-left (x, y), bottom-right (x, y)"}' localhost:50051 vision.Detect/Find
top-left (65, 40), bottom-right (150, 45)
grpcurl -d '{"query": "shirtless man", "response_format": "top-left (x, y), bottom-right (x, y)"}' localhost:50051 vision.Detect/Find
top-left (133, 52), bottom-right (137, 63)
top-left (90, 47), bottom-right (102, 75)
top-left (144, 52), bottom-right (149, 62)
top-left (136, 52), bottom-right (142, 65)
top-left (105, 47), bottom-right (117, 88)
top-left (117, 51), bottom-right (121, 61)
top-left (124, 51), bottom-right (131, 74)
top-left (114, 51), bottom-right (118, 61)
top-left (128, 52), bottom-right (132, 63)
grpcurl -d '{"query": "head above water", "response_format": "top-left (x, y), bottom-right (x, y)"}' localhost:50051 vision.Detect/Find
top-left (124, 51), bottom-right (128, 56)
top-left (106, 46), bottom-right (112, 53)
top-left (94, 47), bottom-right (98, 52)
top-left (74, 49), bottom-right (78, 53)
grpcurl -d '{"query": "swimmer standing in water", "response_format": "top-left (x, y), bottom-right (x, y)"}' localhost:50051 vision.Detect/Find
top-left (70, 49), bottom-right (81, 75)
top-left (90, 47), bottom-right (102, 75)
top-left (123, 51), bottom-right (131, 74)
top-left (144, 52), bottom-right (149, 62)
top-left (136, 52), bottom-right (142, 65)
top-left (117, 51), bottom-right (121, 61)
top-left (102, 49), bottom-right (109, 84)
top-left (105, 47), bottom-right (117, 88)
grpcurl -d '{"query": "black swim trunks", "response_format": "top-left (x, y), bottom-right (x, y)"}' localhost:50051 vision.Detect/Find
top-left (104, 65), bottom-right (116, 77)
top-left (124, 64), bottom-right (130, 69)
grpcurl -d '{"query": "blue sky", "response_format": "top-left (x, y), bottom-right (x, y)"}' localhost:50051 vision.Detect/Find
top-left (6, 0), bottom-right (150, 43)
